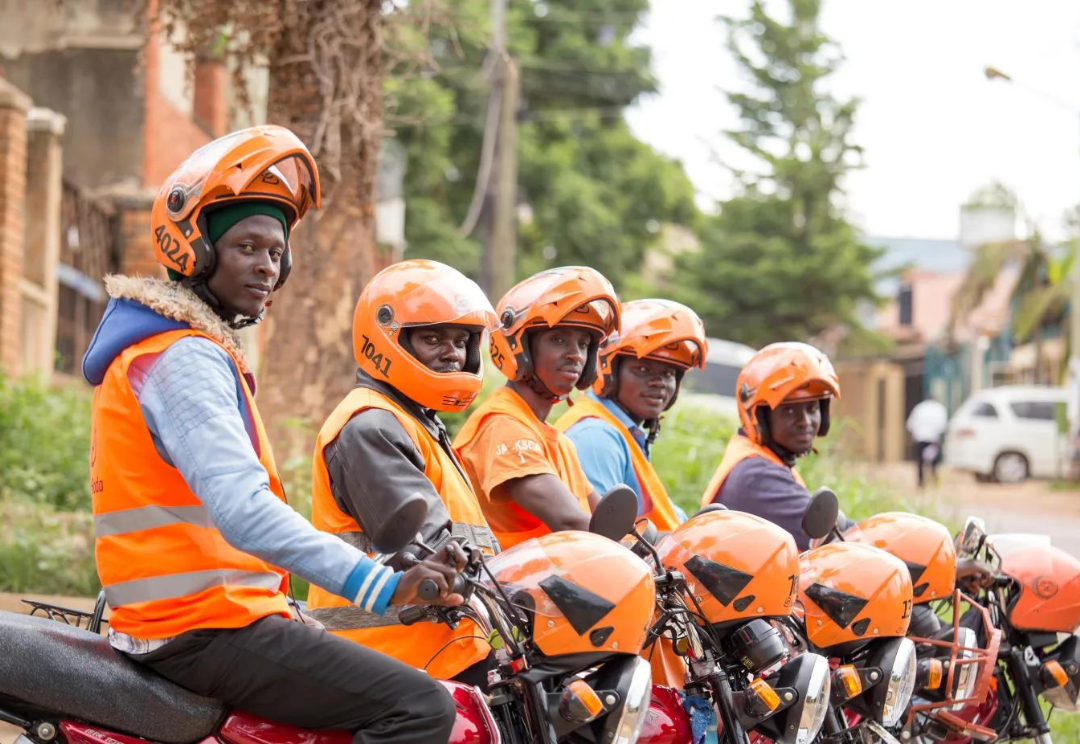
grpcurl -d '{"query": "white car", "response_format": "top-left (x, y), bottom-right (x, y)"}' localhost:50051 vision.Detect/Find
top-left (677, 338), bottom-right (757, 417)
top-left (944, 386), bottom-right (1068, 483)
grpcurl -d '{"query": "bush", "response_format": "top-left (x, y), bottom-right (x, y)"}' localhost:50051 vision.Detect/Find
top-left (0, 373), bottom-right (92, 511)
top-left (0, 500), bottom-right (99, 596)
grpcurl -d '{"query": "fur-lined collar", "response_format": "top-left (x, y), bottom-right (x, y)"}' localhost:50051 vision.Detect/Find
top-left (104, 275), bottom-right (248, 367)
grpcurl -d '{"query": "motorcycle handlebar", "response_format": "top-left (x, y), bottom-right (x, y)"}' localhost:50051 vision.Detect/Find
top-left (417, 573), bottom-right (469, 602)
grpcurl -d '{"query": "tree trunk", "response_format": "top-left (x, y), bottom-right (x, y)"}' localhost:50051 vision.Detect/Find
top-left (257, 0), bottom-right (383, 447)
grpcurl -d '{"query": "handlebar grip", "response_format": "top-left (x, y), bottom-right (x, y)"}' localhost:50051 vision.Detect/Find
top-left (418, 578), bottom-right (441, 602)
top-left (417, 574), bottom-right (468, 602)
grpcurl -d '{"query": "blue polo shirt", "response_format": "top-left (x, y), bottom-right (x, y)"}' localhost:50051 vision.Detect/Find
top-left (564, 392), bottom-right (688, 522)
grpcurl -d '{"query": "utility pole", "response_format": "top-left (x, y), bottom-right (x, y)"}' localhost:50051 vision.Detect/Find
top-left (482, 0), bottom-right (519, 299)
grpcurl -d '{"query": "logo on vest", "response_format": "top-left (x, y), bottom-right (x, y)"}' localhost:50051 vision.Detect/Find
top-left (495, 438), bottom-right (543, 464)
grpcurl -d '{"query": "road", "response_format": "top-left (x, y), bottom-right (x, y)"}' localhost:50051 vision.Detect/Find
top-left (866, 462), bottom-right (1080, 559)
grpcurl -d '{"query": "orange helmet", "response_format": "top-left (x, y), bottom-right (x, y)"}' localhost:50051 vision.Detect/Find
top-left (798, 543), bottom-right (913, 652)
top-left (481, 531), bottom-right (655, 658)
top-left (594, 299), bottom-right (708, 408)
top-left (151, 126), bottom-right (320, 288)
top-left (845, 513), bottom-right (956, 604)
top-left (352, 260), bottom-right (497, 412)
top-left (656, 510), bottom-right (799, 627)
top-left (1001, 543), bottom-right (1080, 633)
top-left (737, 342), bottom-right (840, 445)
top-left (490, 267), bottom-right (620, 391)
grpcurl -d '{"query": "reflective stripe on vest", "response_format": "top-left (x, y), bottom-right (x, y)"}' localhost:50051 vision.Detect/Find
top-left (91, 328), bottom-right (290, 638)
top-left (307, 387), bottom-right (494, 678)
top-left (700, 434), bottom-right (806, 509)
top-left (554, 397), bottom-right (683, 531)
top-left (105, 568), bottom-right (283, 607)
top-left (94, 505), bottom-right (210, 537)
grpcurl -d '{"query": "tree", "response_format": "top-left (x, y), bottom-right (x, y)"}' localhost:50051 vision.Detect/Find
top-left (142, 0), bottom-right (428, 437)
top-left (389, 0), bottom-right (699, 290)
top-left (677, 0), bottom-right (881, 348)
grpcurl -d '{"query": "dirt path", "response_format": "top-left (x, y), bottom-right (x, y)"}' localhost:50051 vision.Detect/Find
top-left (861, 462), bottom-right (1080, 558)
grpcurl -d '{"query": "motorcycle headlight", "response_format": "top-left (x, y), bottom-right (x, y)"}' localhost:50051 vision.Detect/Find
top-left (754, 653), bottom-right (832, 744)
top-left (1039, 636), bottom-right (1080, 713)
top-left (869, 637), bottom-right (918, 727)
top-left (948, 627), bottom-right (979, 710)
top-left (595, 656), bottom-right (653, 744)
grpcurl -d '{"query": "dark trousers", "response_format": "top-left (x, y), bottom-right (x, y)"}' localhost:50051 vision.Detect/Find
top-left (917, 441), bottom-right (940, 488)
top-left (128, 615), bottom-right (456, 744)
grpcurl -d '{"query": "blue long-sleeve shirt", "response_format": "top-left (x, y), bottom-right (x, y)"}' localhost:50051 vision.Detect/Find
top-left (83, 293), bottom-right (399, 627)
top-left (564, 392), bottom-right (688, 522)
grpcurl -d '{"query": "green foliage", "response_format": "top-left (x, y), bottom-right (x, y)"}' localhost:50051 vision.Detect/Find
top-left (653, 406), bottom-right (735, 514)
top-left (676, 0), bottom-right (881, 346)
top-left (387, 0), bottom-right (699, 289)
top-left (0, 500), bottom-right (99, 596)
top-left (0, 373), bottom-right (92, 511)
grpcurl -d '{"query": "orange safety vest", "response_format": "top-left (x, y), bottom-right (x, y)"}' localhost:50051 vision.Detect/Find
top-left (92, 330), bottom-right (290, 640)
top-left (699, 433), bottom-right (806, 510)
top-left (453, 387), bottom-right (593, 550)
top-left (554, 396), bottom-right (683, 531)
top-left (306, 387), bottom-right (498, 679)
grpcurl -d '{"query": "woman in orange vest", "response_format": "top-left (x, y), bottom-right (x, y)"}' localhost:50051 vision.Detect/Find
top-left (306, 259), bottom-right (501, 683)
top-left (555, 299), bottom-right (708, 531)
top-left (700, 342), bottom-right (842, 549)
top-left (83, 127), bottom-right (462, 743)
top-left (453, 267), bottom-right (621, 549)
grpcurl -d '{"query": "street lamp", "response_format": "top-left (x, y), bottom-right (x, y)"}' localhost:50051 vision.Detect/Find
top-left (985, 65), bottom-right (1080, 476)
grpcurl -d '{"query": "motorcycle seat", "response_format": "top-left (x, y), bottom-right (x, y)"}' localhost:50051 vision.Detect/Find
top-left (0, 611), bottom-right (224, 743)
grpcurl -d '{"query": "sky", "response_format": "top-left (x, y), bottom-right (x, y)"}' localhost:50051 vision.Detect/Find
top-left (626, 0), bottom-right (1080, 242)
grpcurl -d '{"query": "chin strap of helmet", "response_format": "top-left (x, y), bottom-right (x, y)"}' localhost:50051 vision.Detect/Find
top-left (521, 372), bottom-right (563, 403)
top-left (184, 276), bottom-right (264, 330)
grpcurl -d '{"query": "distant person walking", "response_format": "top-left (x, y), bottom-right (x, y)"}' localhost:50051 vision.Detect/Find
top-left (907, 397), bottom-right (949, 488)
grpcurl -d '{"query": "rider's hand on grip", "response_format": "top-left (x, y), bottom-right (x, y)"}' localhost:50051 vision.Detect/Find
top-left (391, 542), bottom-right (468, 607)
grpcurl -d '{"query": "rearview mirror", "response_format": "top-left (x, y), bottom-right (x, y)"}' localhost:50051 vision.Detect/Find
top-left (801, 487), bottom-right (839, 541)
top-left (693, 503), bottom-right (729, 519)
top-left (958, 516), bottom-right (987, 556)
top-left (590, 485), bottom-right (639, 541)
top-left (368, 492), bottom-right (429, 554)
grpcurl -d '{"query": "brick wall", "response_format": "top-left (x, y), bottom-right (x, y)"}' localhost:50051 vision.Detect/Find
top-left (141, 13), bottom-right (216, 188)
top-left (0, 80), bottom-right (30, 375)
top-left (117, 198), bottom-right (164, 278)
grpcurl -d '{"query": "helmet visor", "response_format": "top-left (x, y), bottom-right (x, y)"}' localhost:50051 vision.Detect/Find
top-left (163, 138), bottom-right (318, 222)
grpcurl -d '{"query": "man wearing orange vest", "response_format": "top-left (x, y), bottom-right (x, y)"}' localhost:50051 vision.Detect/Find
top-left (83, 128), bottom-right (461, 743)
top-left (454, 267), bottom-right (621, 549)
top-left (306, 259), bottom-right (501, 682)
top-left (556, 300), bottom-right (708, 532)
top-left (700, 342), bottom-right (843, 550)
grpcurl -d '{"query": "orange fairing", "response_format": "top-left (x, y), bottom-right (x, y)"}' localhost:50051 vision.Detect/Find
top-left (656, 510), bottom-right (800, 626)
top-left (481, 531), bottom-right (655, 657)
top-left (594, 299), bottom-right (708, 397)
top-left (352, 260), bottom-right (497, 412)
top-left (150, 126), bottom-right (321, 285)
top-left (845, 513), bottom-right (956, 604)
top-left (490, 267), bottom-right (620, 389)
top-left (736, 342), bottom-right (840, 445)
top-left (799, 543), bottom-right (913, 651)
top-left (1001, 544), bottom-right (1080, 633)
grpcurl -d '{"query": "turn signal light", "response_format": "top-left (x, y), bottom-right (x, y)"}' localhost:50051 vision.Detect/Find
top-left (1044, 660), bottom-right (1070, 689)
top-left (835, 664), bottom-right (863, 699)
top-left (748, 678), bottom-right (782, 714)
top-left (924, 659), bottom-right (943, 691)
top-left (559, 679), bottom-right (604, 723)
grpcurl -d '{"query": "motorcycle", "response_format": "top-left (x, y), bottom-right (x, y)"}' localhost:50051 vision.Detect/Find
top-left (635, 504), bottom-right (833, 744)
top-left (0, 487), bottom-right (673, 744)
top-left (939, 517), bottom-right (1080, 744)
top-left (842, 512), bottom-right (1000, 743)
top-left (787, 488), bottom-right (920, 744)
